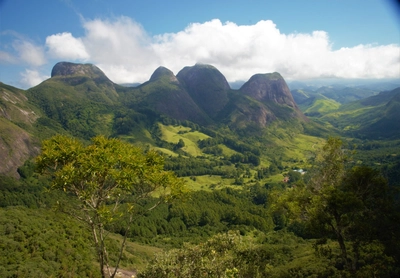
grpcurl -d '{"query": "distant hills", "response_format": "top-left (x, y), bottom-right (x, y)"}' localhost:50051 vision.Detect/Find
top-left (295, 84), bottom-right (400, 139)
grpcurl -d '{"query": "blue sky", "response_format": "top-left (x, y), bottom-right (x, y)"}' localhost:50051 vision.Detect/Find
top-left (1, 0), bottom-right (399, 88)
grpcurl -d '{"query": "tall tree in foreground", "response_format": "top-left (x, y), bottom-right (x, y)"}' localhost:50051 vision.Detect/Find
top-left (36, 135), bottom-right (185, 278)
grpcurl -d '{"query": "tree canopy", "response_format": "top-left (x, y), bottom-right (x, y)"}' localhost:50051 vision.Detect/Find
top-left (271, 137), bottom-right (400, 275)
top-left (36, 135), bottom-right (185, 278)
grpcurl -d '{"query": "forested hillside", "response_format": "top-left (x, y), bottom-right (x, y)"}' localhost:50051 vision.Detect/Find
top-left (1, 62), bottom-right (400, 277)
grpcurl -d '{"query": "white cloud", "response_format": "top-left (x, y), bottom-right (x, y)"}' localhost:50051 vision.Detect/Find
top-left (152, 19), bottom-right (399, 82)
top-left (14, 17), bottom-right (400, 84)
top-left (20, 69), bottom-right (49, 87)
top-left (80, 16), bottom-right (160, 82)
top-left (82, 17), bottom-right (398, 83)
top-left (13, 40), bottom-right (46, 66)
top-left (0, 50), bottom-right (17, 64)
top-left (46, 32), bottom-right (89, 60)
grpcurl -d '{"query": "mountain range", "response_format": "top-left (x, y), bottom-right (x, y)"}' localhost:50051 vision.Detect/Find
top-left (1, 61), bottom-right (400, 178)
top-left (0, 62), bottom-right (307, 177)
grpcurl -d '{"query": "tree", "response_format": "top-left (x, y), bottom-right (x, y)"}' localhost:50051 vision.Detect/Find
top-left (272, 137), bottom-right (398, 275)
top-left (287, 170), bottom-right (302, 184)
top-left (306, 137), bottom-right (350, 268)
top-left (175, 139), bottom-right (185, 149)
top-left (36, 135), bottom-right (185, 278)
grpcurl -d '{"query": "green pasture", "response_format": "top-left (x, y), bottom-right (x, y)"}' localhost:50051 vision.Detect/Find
top-left (159, 124), bottom-right (210, 156)
top-left (183, 175), bottom-right (236, 191)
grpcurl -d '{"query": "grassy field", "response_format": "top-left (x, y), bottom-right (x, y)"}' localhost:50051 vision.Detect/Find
top-left (301, 98), bottom-right (341, 115)
top-left (119, 128), bottom-right (155, 146)
top-left (149, 123), bottom-right (327, 192)
top-left (183, 175), bottom-right (237, 191)
top-left (262, 124), bottom-right (326, 169)
top-left (159, 124), bottom-right (209, 156)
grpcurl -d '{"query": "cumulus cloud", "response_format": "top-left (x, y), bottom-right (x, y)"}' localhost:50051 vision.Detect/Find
top-left (13, 16), bottom-right (400, 84)
top-left (20, 69), bottom-right (50, 87)
top-left (13, 40), bottom-right (46, 66)
top-left (81, 16), bottom-right (160, 82)
top-left (91, 18), bottom-right (398, 83)
top-left (46, 32), bottom-right (89, 60)
top-left (0, 50), bottom-right (18, 64)
top-left (152, 19), bottom-right (399, 82)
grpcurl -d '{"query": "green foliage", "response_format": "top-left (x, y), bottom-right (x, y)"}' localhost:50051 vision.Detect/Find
top-left (36, 134), bottom-right (186, 278)
top-left (300, 95), bottom-right (341, 117)
top-left (0, 173), bottom-right (61, 209)
top-left (287, 170), bottom-right (302, 184)
top-left (0, 207), bottom-right (99, 278)
top-left (313, 87), bottom-right (400, 139)
top-left (2, 68), bottom-right (400, 277)
top-left (26, 79), bottom-right (116, 139)
top-left (164, 156), bottom-right (232, 177)
top-left (138, 230), bottom-right (340, 278)
top-left (106, 187), bottom-right (274, 248)
top-left (272, 137), bottom-right (400, 275)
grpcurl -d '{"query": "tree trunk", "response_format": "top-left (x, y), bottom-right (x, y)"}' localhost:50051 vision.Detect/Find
top-left (88, 216), bottom-right (106, 278)
top-left (332, 211), bottom-right (350, 270)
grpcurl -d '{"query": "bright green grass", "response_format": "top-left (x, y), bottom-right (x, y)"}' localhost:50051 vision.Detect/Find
top-left (262, 126), bottom-right (325, 168)
top-left (119, 128), bottom-right (154, 145)
top-left (219, 144), bottom-right (238, 156)
top-left (183, 130), bottom-right (210, 142)
top-left (153, 147), bottom-right (179, 157)
top-left (303, 98), bottom-right (341, 115)
top-left (183, 175), bottom-right (236, 191)
top-left (159, 124), bottom-right (211, 157)
top-left (181, 140), bottom-right (203, 156)
top-left (289, 134), bottom-right (325, 162)
top-left (265, 173), bottom-right (286, 184)
top-left (160, 125), bottom-right (190, 142)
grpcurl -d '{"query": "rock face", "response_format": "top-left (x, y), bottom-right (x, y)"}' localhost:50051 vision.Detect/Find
top-left (51, 62), bottom-right (108, 79)
top-left (177, 64), bottom-right (230, 118)
top-left (0, 84), bottom-right (40, 178)
top-left (240, 72), bottom-right (298, 108)
top-left (149, 66), bottom-right (179, 83)
top-left (47, 61), bottom-right (119, 103)
top-left (145, 65), bottom-right (306, 127)
top-left (239, 72), bottom-right (307, 121)
top-left (136, 66), bottom-right (212, 125)
top-left (0, 124), bottom-right (39, 178)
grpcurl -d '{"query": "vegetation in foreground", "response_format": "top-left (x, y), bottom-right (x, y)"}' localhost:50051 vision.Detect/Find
top-left (1, 136), bottom-right (399, 277)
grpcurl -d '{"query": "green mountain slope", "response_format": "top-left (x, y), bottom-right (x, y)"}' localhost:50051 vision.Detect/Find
top-left (319, 87), bottom-right (400, 138)
top-left (300, 95), bottom-right (341, 117)
top-left (26, 62), bottom-right (120, 139)
top-left (121, 66), bottom-right (212, 125)
top-left (359, 88), bottom-right (400, 138)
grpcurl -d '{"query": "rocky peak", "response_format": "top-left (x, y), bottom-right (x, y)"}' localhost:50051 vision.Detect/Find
top-left (240, 72), bottom-right (298, 108)
top-left (178, 63), bottom-right (230, 90)
top-left (177, 64), bottom-right (230, 118)
top-left (149, 66), bottom-right (179, 83)
top-left (51, 62), bottom-right (109, 80)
